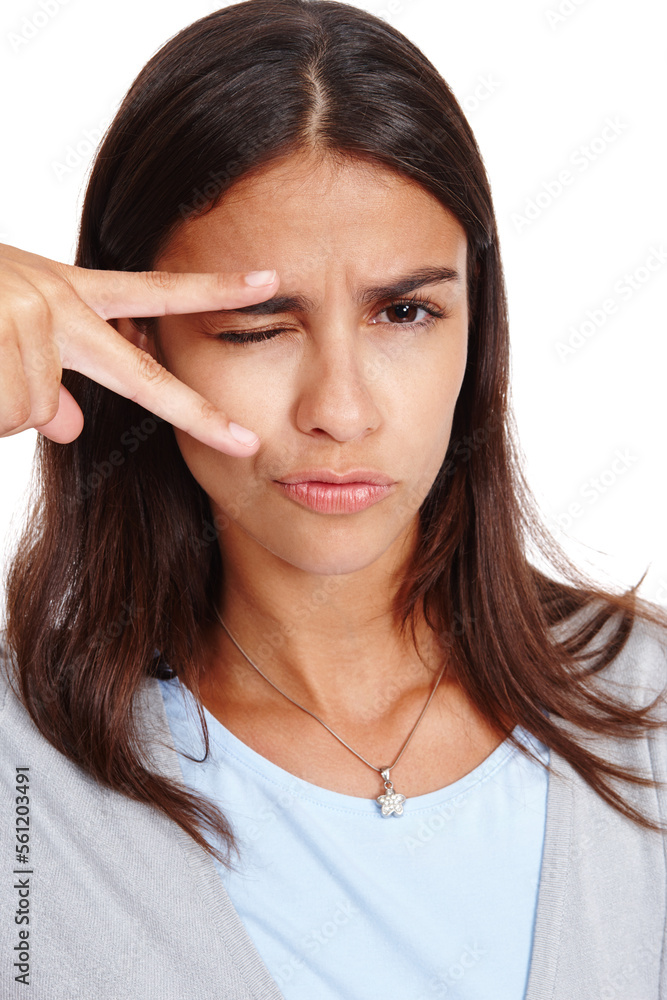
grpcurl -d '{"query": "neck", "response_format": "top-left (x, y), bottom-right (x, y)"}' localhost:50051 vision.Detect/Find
top-left (197, 524), bottom-right (448, 726)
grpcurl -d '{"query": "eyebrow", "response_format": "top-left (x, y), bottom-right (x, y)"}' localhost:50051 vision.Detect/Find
top-left (210, 265), bottom-right (461, 316)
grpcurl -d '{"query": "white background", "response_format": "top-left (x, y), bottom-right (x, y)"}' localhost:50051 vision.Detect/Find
top-left (1, 0), bottom-right (665, 620)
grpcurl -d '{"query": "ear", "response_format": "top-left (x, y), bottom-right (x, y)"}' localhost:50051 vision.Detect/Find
top-left (109, 316), bottom-right (158, 360)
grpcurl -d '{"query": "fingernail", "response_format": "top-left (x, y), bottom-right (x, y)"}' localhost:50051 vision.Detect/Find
top-left (244, 269), bottom-right (276, 286)
top-left (228, 421), bottom-right (259, 446)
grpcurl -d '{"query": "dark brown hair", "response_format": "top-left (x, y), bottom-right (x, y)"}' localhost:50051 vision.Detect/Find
top-left (3, 0), bottom-right (667, 870)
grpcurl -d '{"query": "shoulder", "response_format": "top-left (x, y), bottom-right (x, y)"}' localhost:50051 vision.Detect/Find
top-left (0, 630), bottom-right (167, 778)
top-left (0, 631), bottom-right (77, 773)
top-left (625, 614), bottom-right (667, 683)
top-left (0, 629), bottom-right (20, 718)
top-left (550, 602), bottom-right (667, 710)
top-left (594, 613), bottom-right (667, 714)
top-left (0, 633), bottom-right (181, 843)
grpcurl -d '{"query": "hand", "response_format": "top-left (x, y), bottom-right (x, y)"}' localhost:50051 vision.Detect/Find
top-left (0, 242), bottom-right (278, 453)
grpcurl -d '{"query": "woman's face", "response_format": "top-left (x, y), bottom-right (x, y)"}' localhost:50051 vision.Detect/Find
top-left (143, 151), bottom-right (469, 576)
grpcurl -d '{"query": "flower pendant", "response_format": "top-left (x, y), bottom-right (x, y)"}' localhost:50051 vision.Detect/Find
top-left (376, 768), bottom-right (406, 817)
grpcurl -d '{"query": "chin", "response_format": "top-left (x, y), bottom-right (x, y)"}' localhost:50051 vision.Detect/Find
top-left (267, 535), bottom-right (404, 577)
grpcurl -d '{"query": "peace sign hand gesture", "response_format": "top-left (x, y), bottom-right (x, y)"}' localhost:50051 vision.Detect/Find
top-left (0, 242), bottom-right (278, 453)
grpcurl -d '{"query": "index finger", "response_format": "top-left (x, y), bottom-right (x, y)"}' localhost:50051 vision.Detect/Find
top-left (67, 312), bottom-right (263, 454)
top-left (61, 277), bottom-right (281, 454)
top-left (56, 263), bottom-right (279, 321)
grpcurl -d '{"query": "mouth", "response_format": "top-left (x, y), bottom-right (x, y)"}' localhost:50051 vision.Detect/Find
top-left (273, 469), bottom-right (396, 514)
top-left (276, 468), bottom-right (395, 486)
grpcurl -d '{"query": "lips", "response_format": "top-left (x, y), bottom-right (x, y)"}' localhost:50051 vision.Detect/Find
top-left (276, 468), bottom-right (395, 486)
top-left (273, 476), bottom-right (395, 514)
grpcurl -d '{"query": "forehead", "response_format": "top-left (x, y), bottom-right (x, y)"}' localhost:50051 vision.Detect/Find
top-left (156, 151), bottom-right (467, 274)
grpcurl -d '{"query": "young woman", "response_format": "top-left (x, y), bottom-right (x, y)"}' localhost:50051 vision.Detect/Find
top-left (1, 2), bottom-right (666, 998)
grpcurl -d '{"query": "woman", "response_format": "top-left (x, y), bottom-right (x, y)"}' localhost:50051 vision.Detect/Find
top-left (1, 1), bottom-right (666, 998)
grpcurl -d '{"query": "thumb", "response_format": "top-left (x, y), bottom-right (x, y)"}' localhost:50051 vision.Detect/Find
top-left (34, 383), bottom-right (85, 444)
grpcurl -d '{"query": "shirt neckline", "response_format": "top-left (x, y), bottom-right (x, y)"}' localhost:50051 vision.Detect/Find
top-left (143, 673), bottom-right (572, 1000)
top-left (160, 674), bottom-right (548, 816)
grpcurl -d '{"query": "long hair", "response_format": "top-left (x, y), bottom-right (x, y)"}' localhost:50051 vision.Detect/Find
top-left (3, 0), bottom-right (667, 869)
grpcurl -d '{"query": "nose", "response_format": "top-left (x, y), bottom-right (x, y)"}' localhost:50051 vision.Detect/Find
top-left (294, 328), bottom-right (381, 443)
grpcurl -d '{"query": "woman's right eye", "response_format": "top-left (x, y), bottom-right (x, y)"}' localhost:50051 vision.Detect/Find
top-left (213, 327), bottom-right (289, 345)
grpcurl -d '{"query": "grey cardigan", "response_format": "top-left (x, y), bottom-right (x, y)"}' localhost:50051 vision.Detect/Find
top-left (1, 617), bottom-right (666, 999)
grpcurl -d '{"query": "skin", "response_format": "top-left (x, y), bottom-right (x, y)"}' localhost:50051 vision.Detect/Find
top-left (117, 149), bottom-right (513, 797)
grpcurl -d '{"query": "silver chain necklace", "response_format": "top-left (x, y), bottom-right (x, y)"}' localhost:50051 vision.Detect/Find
top-left (213, 607), bottom-right (447, 817)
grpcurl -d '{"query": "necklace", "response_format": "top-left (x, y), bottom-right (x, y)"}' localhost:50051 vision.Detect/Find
top-left (213, 608), bottom-right (447, 817)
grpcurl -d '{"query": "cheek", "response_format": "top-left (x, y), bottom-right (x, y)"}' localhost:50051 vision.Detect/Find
top-left (398, 335), bottom-right (468, 437)
top-left (172, 428), bottom-right (269, 539)
top-left (172, 428), bottom-right (239, 493)
top-left (168, 355), bottom-right (289, 507)
top-left (159, 333), bottom-right (282, 432)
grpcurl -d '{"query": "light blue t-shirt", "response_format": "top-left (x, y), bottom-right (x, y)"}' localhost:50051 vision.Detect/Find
top-left (158, 674), bottom-right (549, 1000)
